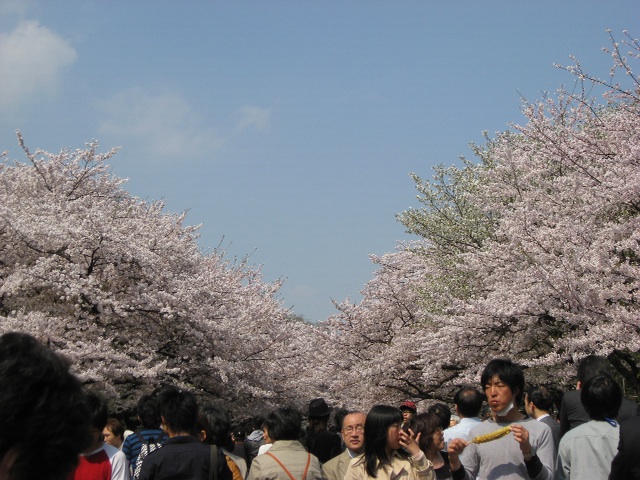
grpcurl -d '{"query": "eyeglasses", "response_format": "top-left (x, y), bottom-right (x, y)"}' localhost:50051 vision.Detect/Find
top-left (343, 425), bottom-right (364, 434)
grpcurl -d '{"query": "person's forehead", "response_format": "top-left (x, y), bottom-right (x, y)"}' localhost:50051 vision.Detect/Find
top-left (343, 413), bottom-right (366, 426)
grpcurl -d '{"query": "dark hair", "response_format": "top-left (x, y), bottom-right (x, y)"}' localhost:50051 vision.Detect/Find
top-left (577, 355), bottom-right (611, 385)
top-left (137, 394), bottom-right (162, 429)
top-left (157, 385), bottom-right (199, 435)
top-left (264, 406), bottom-right (302, 441)
top-left (453, 387), bottom-right (484, 418)
top-left (251, 415), bottom-right (266, 431)
top-left (406, 412), bottom-right (442, 453)
top-left (333, 408), bottom-right (349, 431)
top-left (199, 405), bottom-right (232, 447)
top-left (581, 374), bottom-right (622, 421)
top-left (105, 418), bottom-right (125, 439)
top-left (525, 385), bottom-right (553, 412)
top-left (363, 405), bottom-right (404, 478)
top-left (0, 332), bottom-right (91, 480)
top-left (307, 416), bottom-right (329, 433)
top-left (232, 426), bottom-right (245, 441)
top-left (85, 392), bottom-right (109, 431)
top-left (427, 403), bottom-right (451, 430)
top-left (480, 359), bottom-right (525, 406)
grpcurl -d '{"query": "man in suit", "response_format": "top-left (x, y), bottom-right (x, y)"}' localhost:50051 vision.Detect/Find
top-left (524, 385), bottom-right (560, 454)
top-left (559, 355), bottom-right (640, 437)
top-left (322, 411), bottom-right (366, 480)
top-left (609, 415), bottom-right (640, 480)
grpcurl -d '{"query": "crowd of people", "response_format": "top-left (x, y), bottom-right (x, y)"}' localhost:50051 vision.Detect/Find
top-left (1, 332), bottom-right (639, 480)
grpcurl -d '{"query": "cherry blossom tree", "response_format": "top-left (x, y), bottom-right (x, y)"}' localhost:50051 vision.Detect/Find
top-left (0, 132), bottom-right (318, 415)
top-left (319, 30), bottom-right (640, 405)
top-left (452, 30), bottom-right (640, 388)
top-left (314, 247), bottom-right (471, 410)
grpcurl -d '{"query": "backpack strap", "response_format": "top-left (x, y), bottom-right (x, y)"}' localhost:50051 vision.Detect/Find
top-left (265, 452), bottom-right (311, 480)
top-left (135, 431), bottom-right (146, 445)
top-left (209, 445), bottom-right (219, 480)
top-left (135, 431), bottom-right (157, 445)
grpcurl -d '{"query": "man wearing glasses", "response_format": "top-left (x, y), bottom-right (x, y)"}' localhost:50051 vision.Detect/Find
top-left (323, 412), bottom-right (366, 480)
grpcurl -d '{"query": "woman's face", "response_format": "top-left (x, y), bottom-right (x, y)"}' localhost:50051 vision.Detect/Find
top-left (386, 422), bottom-right (402, 451)
top-left (263, 427), bottom-right (273, 444)
top-left (430, 427), bottom-right (444, 452)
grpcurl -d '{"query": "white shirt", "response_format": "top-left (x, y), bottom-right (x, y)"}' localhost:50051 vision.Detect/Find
top-left (443, 416), bottom-right (482, 445)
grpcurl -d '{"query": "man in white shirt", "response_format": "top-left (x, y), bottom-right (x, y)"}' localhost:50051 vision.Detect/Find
top-left (444, 387), bottom-right (483, 446)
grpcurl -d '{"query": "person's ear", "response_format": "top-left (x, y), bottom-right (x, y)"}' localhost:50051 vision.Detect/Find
top-left (0, 447), bottom-right (20, 480)
top-left (198, 430), bottom-right (207, 442)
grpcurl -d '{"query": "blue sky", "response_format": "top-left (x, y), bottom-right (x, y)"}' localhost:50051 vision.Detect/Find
top-left (1, 1), bottom-right (637, 322)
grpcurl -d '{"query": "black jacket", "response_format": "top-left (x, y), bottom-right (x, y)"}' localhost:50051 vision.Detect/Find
top-left (559, 389), bottom-right (640, 437)
top-left (139, 435), bottom-right (233, 480)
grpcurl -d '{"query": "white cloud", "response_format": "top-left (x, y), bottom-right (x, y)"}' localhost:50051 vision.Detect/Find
top-left (0, 20), bottom-right (77, 108)
top-left (234, 105), bottom-right (271, 132)
top-left (98, 88), bottom-right (224, 160)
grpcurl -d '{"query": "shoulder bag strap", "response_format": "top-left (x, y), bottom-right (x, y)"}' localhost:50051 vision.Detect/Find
top-left (265, 452), bottom-right (312, 480)
top-left (209, 445), bottom-right (219, 480)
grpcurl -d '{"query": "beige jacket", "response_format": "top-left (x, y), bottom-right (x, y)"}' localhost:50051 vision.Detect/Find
top-left (247, 440), bottom-right (325, 480)
top-left (344, 452), bottom-right (435, 480)
top-left (322, 450), bottom-right (353, 480)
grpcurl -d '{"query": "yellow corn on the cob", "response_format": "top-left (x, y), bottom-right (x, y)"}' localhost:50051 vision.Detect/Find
top-left (472, 425), bottom-right (512, 444)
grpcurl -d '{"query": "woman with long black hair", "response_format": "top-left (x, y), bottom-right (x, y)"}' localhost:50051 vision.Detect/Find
top-left (344, 405), bottom-right (435, 480)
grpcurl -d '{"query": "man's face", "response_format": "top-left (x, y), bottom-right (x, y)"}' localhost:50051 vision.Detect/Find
top-left (484, 374), bottom-right (515, 413)
top-left (102, 427), bottom-right (121, 448)
top-left (341, 412), bottom-right (366, 454)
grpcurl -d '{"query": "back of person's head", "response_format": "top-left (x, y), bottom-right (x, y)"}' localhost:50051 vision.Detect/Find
top-left (264, 406), bottom-right (302, 441)
top-left (232, 426), bottom-right (245, 441)
top-left (307, 398), bottom-right (331, 431)
top-left (480, 359), bottom-right (525, 405)
top-left (333, 408), bottom-right (349, 432)
top-left (157, 385), bottom-right (199, 435)
top-left (199, 405), bottom-right (232, 447)
top-left (581, 373), bottom-right (622, 421)
top-left (0, 332), bottom-right (91, 480)
top-left (427, 403), bottom-right (451, 430)
top-left (364, 405), bottom-right (403, 478)
top-left (251, 415), bottom-right (265, 431)
top-left (405, 412), bottom-right (441, 453)
top-left (577, 355), bottom-right (611, 385)
top-left (525, 385), bottom-right (554, 412)
top-left (453, 387), bottom-right (484, 418)
top-left (137, 394), bottom-right (162, 429)
top-left (85, 392), bottom-right (109, 431)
